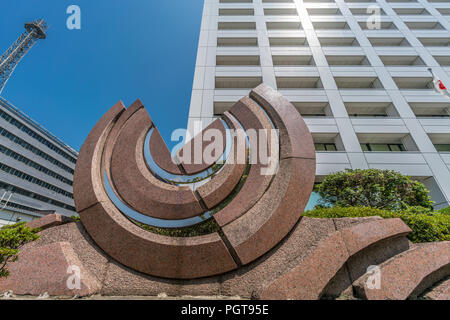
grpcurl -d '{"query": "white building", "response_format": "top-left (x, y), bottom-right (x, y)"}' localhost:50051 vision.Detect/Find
top-left (188, 0), bottom-right (450, 209)
top-left (0, 97), bottom-right (77, 226)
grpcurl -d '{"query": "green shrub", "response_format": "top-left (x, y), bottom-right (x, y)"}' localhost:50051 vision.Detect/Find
top-left (137, 218), bottom-right (221, 238)
top-left (0, 222), bottom-right (40, 278)
top-left (304, 206), bottom-right (449, 243)
top-left (438, 206), bottom-right (450, 215)
top-left (315, 169), bottom-right (433, 211)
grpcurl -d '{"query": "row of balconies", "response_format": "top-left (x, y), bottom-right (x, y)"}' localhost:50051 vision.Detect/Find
top-left (314, 151), bottom-right (450, 177)
top-left (216, 1), bottom-right (450, 9)
top-left (219, 13), bottom-right (446, 22)
top-left (210, 89), bottom-right (450, 99)
top-left (214, 96), bottom-right (450, 116)
top-left (312, 132), bottom-right (449, 153)
top-left (216, 19), bottom-right (448, 31)
top-left (213, 75), bottom-right (442, 90)
top-left (306, 111), bottom-right (450, 121)
top-left (219, 0), bottom-right (450, 4)
top-left (210, 93), bottom-right (450, 149)
top-left (217, 6), bottom-right (450, 17)
top-left (214, 53), bottom-right (450, 66)
top-left (214, 34), bottom-right (450, 47)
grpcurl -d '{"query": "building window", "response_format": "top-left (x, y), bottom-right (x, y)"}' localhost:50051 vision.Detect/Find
top-left (3, 201), bottom-right (38, 213)
top-left (0, 181), bottom-right (75, 211)
top-left (0, 128), bottom-right (74, 174)
top-left (361, 143), bottom-right (406, 152)
top-left (435, 144), bottom-right (450, 152)
top-left (0, 144), bottom-right (72, 186)
top-left (0, 163), bottom-right (73, 198)
top-left (416, 114), bottom-right (450, 118)
top-left (302, 114), bottom-right (328, 117)
top-left (315, 143), bottom-right (337, 151)
top-left (349, 114), bottom-right (387, 118)
top-left (0, 109), bottom-right (77, 164)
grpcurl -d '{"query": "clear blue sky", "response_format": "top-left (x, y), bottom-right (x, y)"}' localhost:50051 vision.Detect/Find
top-left (0, 0), bottom-right (203, 151)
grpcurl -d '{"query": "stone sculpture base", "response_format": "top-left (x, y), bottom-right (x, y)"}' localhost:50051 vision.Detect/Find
top-left (0, 214), bottom-right (448, 300)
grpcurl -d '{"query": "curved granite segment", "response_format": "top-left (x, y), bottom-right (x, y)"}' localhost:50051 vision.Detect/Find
top-left (250, 83), bottom-right (315, 160)
top-left (340, 218), bottom-right (411, 255)
top-left (149, 127), bottom-right (183, 175)
top-left (423, 278), bottom-right (450, 300)
top-left (258, 218), bottom-right (413, 300)
top-left (175, 118), bottom-right (227, 175)
top-left (213, 97), bottom-right (276, 227)
top-left (354, 241), bottom-right (450, 300)
top-left (104, 99), bottom-right (145, 183)
top-left (74, 84), bottom-right (317, 279)
top-left (222, 157), bottom-right (315, 265)
top-left (196, 112), bottom-right (248, 209)
top-left (260, 230), bottom-right (348, 300)
top-left (81, 201), bottom-right (238, 279)
top-left (73, 100), bottom-right (125, 212)
top-left (110, 108), bottom-right (204, 220)
top-left (74, 101), bottom-right (238, 279)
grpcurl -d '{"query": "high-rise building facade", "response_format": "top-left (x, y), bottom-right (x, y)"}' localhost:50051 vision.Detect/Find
top-left (0, 97), bottom-right (77, 226)
top-left (188, 0), bottom-right (450, 209)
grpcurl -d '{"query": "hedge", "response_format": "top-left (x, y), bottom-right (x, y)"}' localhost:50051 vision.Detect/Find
top-left (304, 206), bottom-right (450, 243)
top-left (438, 206), bottom-right (450, 215)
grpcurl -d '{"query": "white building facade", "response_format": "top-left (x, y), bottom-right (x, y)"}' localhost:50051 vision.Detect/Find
top-left (188, 0), bottom-right (450, 209)
top-left (0, 97), bottom-right (77, 226)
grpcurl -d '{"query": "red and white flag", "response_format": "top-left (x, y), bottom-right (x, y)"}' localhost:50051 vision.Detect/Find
top-left (428, 68), bottom-right (450, 99)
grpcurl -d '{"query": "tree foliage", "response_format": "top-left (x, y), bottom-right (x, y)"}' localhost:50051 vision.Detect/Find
top-left (315, 169), bottom-right (433, 211)
top-left (0, 222), bottom-right (39, 278)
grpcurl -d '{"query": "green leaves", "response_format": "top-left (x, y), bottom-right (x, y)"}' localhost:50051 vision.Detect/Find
top-left (304, 206), bottom-right (449, 243)
top-left (0, 222), bottom-right (40, 279)
top-left (316, 169), bottom-right (433, 211)
top-left (138, 219), bottom-right (221, 238)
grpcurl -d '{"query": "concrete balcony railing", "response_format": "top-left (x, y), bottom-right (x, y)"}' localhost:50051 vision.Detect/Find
top-left (315, 151), bottom-right (351, 175)
top-left (303, 117), bottom-right (337, 126)
top-left (440, 153), bottom-right (450, 166)
top-left (364, 151), bottom-right (435, 176)
top-left (418, 117), bottom-right (450, 129)
top-left (314, 151), bottom-right (437, 176)
top-left (350, 117), bottom-right (405, 127)
top-left (363, 151), bottom-right (427, 165)
top-left (316, 151), bottom-right (349, 164)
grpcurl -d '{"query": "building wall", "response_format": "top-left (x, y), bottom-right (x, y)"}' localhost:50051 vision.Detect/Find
top-left (188, 0), bottom-right (450, 209)
top-left (0, 97), bottom-right (77, 225)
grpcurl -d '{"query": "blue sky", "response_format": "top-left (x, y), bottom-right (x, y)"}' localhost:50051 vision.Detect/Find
top-left (0, 0), bottom-right (203, 151)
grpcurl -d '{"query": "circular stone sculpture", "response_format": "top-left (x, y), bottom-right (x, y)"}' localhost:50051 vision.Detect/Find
top-left (73, 84), bottom-right (316, 279)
